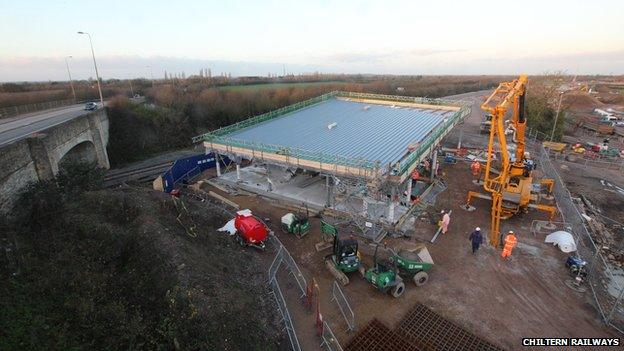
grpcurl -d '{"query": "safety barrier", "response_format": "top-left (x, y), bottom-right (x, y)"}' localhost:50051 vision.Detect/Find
top-left (393, 105), bottom-right (471, 176)
top-left (331, 281), bottom-right (355, 332)
top-left (267, 234), bottom-right (346, 350)
top-left (270, 235), bottom-right (307, 297)
top-left (538, 145), bottom-right (624, 334)
top-left (337, 91), bottom-right (469, 108)
top-left (0, 99), bottom-right (78, 119)
top-left (268, 276), bottom-right (301, 351)
top-left (193, 92), bottom-right (337, 142)
top-left (320, 321), bottom-right (344, 351)
top-left (266, 234), bottom-right (311, 350)
top-left (268, 245), bottom-right (283, 282)
top-left (208, 136), bottom-right (380, 171)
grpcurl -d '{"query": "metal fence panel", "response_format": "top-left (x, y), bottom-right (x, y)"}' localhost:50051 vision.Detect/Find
top-left (281, 247), bottom-right (308, 298)
top-left (268, 246), bottom-right (284, 282)
top-left (538, 145), bottom-right (624, 333)
top-left (270, 235), bottom-right (308, 298)
top-left (320, 321), bottom-right (344, 351)
top-left (331, 281), bottom-right (355, 332)
top-left (270, 277), bottom-right (302, 351)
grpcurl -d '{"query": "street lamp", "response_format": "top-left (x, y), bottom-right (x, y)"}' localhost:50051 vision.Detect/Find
top-left (64, 55), bottom-right (77, 102)
top-left (146, 65), bottom-right (154, 87)
top-left (550, 91), bottom-right (564, 141)
top-left (77, 31), bottom-right (104, 106)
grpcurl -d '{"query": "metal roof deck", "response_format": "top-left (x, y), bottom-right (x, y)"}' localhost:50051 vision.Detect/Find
top-left (225, 98), bottom-right (453, 167)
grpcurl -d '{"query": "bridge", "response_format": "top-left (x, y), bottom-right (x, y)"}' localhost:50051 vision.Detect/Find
top-left (0, 104), bottom-right (109, 212)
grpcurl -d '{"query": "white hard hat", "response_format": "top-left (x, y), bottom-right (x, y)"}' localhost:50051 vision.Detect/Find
top-left (475, 227), bottom-right (481, 231)
top-left (509, 230), bottom-right (514, 234)
top-left (441, 210), bottom-right (445, 214)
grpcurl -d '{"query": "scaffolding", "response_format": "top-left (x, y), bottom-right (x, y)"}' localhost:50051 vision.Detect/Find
top-left (194, 91), bottom-right (470, 182)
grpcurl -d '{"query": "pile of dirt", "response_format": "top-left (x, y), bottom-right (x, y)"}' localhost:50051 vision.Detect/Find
top-left (598, 93), bottom-right (624, 105)
top-left (1, 186), bottom-right (284, 350)
top-left (556, 163), bottom-right (624, 269)
top-left (563, 92), bottom-right (604, 111)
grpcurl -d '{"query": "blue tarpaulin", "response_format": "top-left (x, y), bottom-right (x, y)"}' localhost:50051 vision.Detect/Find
top-left (161, 152), bottom-right (230, 193)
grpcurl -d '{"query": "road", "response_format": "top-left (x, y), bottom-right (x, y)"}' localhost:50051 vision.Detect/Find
top-left (0, 104), bottom-right (99, 147)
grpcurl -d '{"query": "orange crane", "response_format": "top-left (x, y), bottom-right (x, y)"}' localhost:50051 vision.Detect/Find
top-left (465, 75), bottom-right (556, 246)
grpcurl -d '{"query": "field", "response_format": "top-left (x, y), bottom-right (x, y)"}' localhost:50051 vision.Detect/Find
top-left (218, 81), bottom-right (349, 92)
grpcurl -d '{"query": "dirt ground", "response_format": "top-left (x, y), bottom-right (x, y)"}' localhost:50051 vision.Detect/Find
top-left (212, 159), bottom-right (614, 351)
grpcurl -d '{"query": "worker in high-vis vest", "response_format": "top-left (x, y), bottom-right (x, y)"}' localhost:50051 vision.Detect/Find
top-left (470, 160), bottom-right (481, 177)
top-left (501, 231), bottom-right (517, 259)
top-left (439, 210), bottom-right (451, 234)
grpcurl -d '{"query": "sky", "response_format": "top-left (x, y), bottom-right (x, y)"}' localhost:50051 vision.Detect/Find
top-left (0, 0), bottom-right (622, 81)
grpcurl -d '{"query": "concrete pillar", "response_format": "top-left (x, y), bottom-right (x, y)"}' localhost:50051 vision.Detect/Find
top-left (236, 164), bottom-right (241, 181)
top-left (457, 126), bottom-right (464, 149)
top-left (388, 187), bottom-right (396, 222)
top-left (27, 134), bottom-right (54, 181)
top-left (388, 202), bottom-right (396, 223)
top-left (267, 165), bottom-right (273, 192)
top-left (430, 148), bottom-right (438, 181)
top-left (325, 175), bottom-right (332, 208)
top-left (87, 113), bottom-right (110, 169)
top-left (214, 150), bottom-right (221, 177)
top-left (405, 179), bottom-right (413, 204)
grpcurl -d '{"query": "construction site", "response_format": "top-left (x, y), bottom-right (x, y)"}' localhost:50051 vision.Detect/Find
top-left (152, 77), bottom-right (621, 350)
top-left (4, 1), bottom-right (624, 349)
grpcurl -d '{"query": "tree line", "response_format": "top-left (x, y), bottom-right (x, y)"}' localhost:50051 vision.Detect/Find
top-left (105, 76), bottom-right (505, 166)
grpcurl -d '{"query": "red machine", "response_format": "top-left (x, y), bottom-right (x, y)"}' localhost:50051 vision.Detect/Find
top-left (234, 209), bottom-right (269, 250)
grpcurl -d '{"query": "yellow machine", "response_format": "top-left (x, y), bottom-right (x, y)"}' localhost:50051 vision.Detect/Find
top-left (465, 75), bottom-right (556, 246)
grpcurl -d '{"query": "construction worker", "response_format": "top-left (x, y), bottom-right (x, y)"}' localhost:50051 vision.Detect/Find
top-left (470, 160), bottom-right (481, 178)
top-left (411, 169), bottom-right (419, 181)
top-left (440, 210), bottom-right (451, 234)
top-left (469, 227), bottom-right (483, 254)
top-left (501, 231), bottom-right (518, 259)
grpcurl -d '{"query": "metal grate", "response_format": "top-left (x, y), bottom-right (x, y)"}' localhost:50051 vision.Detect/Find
top-left (397, 303), bottom-right (504, 351)
top-left (345, 319), bottom-right (422, 351)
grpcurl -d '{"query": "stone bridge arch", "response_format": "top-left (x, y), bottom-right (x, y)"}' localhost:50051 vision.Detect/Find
top-left (58, 139), bottom-right (98, 169)
top-left (1, 109), bottom-right (109, 213)
top-left (25, 111), bottom-right (110, 180)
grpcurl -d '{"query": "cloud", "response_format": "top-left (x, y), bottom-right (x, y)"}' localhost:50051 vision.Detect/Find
top-left (324, 48), bottom-right (467, 64)
top-left (0, 55), bottom-right (319, 82)
top-left (0, 49), bottom-right (622, 82)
